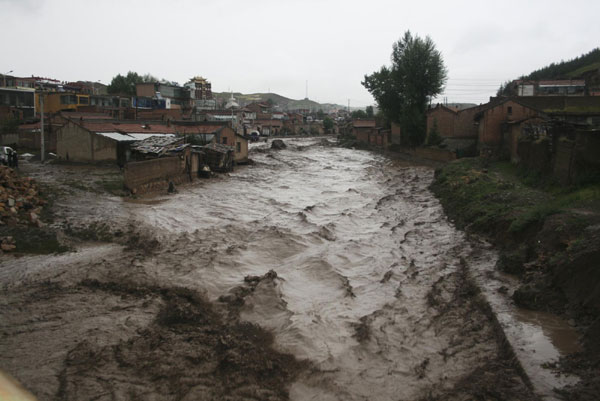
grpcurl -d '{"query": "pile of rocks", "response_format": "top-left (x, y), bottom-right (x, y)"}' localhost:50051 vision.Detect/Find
top-left (0, 166), bottom-right (46, 231)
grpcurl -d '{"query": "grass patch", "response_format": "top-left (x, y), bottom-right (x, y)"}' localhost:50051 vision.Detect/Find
top-left (432, 158), bottom-right (600, 238)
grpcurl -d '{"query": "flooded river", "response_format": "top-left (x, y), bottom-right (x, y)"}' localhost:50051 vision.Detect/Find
top-left (0, 137), bottom-right (578, 400)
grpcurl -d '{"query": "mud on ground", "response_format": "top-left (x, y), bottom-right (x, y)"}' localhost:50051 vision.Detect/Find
top-left (1, 263), bottom-right (306, 401)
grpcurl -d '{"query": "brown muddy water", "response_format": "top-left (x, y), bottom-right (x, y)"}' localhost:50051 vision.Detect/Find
top-left (0, 138), bottom-right (579, 400)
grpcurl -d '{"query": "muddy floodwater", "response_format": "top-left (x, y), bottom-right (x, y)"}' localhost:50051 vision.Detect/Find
top-left (0, 138), bottom-right (576, 400)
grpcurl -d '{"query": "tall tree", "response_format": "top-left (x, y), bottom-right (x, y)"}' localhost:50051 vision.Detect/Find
top-left (363, 31), bottom-right (447, 146)
top-left (107, 71), bottom-right (157, 96)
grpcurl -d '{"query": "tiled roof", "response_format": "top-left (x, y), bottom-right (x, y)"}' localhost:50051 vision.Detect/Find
top-left (82, 122), bottom-right (177, 134)
top-left (175, 125), bottom-right (224, 134)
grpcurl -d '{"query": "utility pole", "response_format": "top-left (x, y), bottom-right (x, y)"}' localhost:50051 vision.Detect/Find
top-left (40, 88), bottom-right (45, 162)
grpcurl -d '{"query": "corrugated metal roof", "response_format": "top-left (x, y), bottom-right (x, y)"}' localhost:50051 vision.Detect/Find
top-left (127, 133), bottom-right (175, 140)
top-left (97, 132), bottom-right (137, 142)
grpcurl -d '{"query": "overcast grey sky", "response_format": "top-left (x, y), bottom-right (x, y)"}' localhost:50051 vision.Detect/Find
top-left (2, 0), bottom-right (599, 107)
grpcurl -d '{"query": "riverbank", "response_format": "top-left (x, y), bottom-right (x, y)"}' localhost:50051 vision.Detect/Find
top-left (430, 157), bottom-right (600, 399)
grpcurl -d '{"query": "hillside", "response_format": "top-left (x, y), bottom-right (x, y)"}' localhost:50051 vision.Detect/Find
top-left (523, 48), bottom-right (600, 81)
top-left (498, 48), bottom-right (600, 95)
top-left (213, 92), bottom-right (346, 112)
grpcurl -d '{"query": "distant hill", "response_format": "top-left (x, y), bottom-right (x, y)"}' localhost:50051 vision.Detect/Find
top-left (523, 48), bottom-right (600, 81)
top-left (499, 48), bottom-right (600, 95)
top-left (213, 92), bottom-right (346, 112)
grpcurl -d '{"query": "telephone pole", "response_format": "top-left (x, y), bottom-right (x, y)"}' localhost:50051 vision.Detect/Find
top-left (40, 89), bottom-right (45, 162)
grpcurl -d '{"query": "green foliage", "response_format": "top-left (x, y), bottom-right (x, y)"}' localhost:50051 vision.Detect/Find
top-left (351, 109), bottom-right (368, 119)
top-left (363, 31), bottom-right (447, 147)
top-left (525, 48), bottom-right (600, 80)
top-left (426, 118), bottom-right (443, 146)
top-left (366, 106), bottom-right (374, 118)
top-left (107, 71), bottom-right (157, 96)
top-left (323, 116), bottom-right (334, 131)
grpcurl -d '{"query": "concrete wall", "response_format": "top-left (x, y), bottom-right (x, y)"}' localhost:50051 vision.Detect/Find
top-left (92, 133), bottom-right (118, 161)
top-left (234, 136), bottom-right (248, 163)
top-left (56, 121), bottom-right (117, 162)
top-left (57, 122), bottom-right (93, 161)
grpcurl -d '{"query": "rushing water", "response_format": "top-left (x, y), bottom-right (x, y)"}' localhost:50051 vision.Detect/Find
top-left (5, 137), bottom-right (579, 400)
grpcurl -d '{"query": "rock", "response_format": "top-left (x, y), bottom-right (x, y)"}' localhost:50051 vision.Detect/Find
top-left (270, 139), bottom-right (287, 150)
top-left (8, 198), bottom-right (15, 207)
top-left (1, 243), bottom-right (16, 252)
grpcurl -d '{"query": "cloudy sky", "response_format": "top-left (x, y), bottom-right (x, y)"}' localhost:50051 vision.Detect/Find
top-left (2, 0), bottom-right (599, 107)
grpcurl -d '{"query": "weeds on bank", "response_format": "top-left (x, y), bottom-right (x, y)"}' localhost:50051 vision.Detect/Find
top-left (433, 158), bottom-right (600, 237)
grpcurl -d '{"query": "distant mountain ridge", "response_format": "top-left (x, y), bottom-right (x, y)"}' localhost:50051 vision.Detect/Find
top-left (213, 92), bottom-right (347, 112)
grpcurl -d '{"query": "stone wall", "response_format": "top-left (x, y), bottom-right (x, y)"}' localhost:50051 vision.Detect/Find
top-left (124, 156), bottom-right (190, 194)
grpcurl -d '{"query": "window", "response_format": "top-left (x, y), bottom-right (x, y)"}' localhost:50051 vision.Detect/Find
top-left (236, 142), bottom-right (241, 153)
top-left (60, 95), bottom-right (77, 105)
top-left (222, 137), bottom-right (227, 144)
top-left (78, 96), bottom-right (89, 105)
top-left (507, 106), bottom-right (512, 115)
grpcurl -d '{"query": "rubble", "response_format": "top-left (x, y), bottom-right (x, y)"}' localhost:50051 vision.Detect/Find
top-left (0, 166), bottom-right (46, 229)
top-left (270, 139), bottom-right (287, 150)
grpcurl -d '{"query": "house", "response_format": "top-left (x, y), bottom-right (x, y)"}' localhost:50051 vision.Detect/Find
top-left (255, 118), bottom-right (283, 136)
top-left (476, 96), bottom-right (600, 158)
top-left (0, 87), bottom-right (36, 119)
top-left (426, 104), bottom-right (483, 140)
top-left (184, 76), bottom-right (216, 110)
top-left (245, 102), bottom-right (270, 114)
top-left (174, 122), bottom-right (248, 163)
top-left (196, 143), bottom-right (235, 172)
top-left (537, 80), bottom-right (586, 96)
top-left (56, 120), bottom-right (176, 164)
top-left (37, 92), bottom-right (91, 114)
top-left (475, 98), bottom-right (542, 151)
top-left (352, 119), bottom-right (377, 144)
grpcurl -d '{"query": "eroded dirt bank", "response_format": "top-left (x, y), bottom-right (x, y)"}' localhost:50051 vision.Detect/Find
top-left (2, 139), bottom-right (536, 400)
top-left (431, 157), bottom-right (600, 399)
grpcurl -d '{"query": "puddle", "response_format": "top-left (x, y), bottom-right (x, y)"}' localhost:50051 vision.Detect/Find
top-left (469, 242), bottom-right (581, 400)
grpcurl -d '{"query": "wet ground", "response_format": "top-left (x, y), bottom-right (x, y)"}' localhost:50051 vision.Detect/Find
top-left (0, 138), bottom-right (578, 400)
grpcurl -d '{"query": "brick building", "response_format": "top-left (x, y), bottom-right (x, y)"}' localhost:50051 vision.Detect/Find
top-left (426, 104), bottom-right (483, 141)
